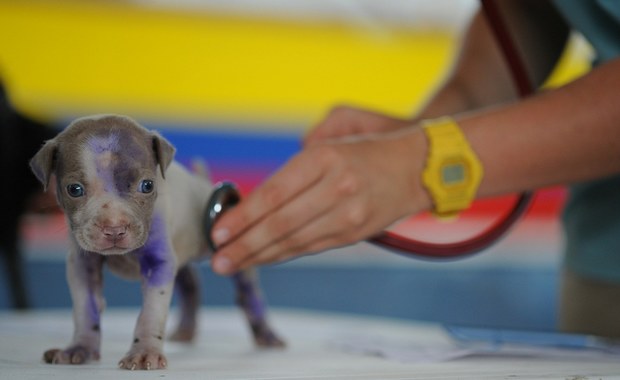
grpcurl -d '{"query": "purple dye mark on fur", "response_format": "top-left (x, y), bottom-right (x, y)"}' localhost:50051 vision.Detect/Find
top-left (87, 131), bottom-right (150, 196)
top-left (139, 213), bottom-right (174, 287)
top-left (88, 134), bottom-right (121, 194)
top-left (88, 133), bottom-right (120, 154)
top-left (87, 292), bottom-right (101, 328)
top-left (233, 273), bottom-right (266, 321)
top-left (77, 248), bottom-right (102, 329)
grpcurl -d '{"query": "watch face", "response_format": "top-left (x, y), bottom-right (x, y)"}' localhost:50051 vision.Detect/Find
top-left (441, 162), bottom-right (466, 186)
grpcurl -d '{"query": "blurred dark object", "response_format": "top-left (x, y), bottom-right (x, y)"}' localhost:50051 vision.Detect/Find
top-left (0, 80), bottom-right (58, 309)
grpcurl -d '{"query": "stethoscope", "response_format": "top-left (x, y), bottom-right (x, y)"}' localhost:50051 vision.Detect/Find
top-left (205, 0), bottom-right (536, 259)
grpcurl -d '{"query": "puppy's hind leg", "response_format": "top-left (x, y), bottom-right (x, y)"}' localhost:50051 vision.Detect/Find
top-left (233, 268), bottom-right (285, 348)
top-left (169, 264), bottom-right (200, 342)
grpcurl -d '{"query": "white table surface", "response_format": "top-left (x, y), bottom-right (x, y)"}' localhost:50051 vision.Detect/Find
top-left (0, 307), bottom-right (618, 380)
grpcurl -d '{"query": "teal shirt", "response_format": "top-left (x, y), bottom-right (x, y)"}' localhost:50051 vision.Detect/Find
top-left (552, 0), bottom-right (620, 282)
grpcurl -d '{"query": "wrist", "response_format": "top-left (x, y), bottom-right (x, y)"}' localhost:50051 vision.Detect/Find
top-left (387, 127), bottom-right (434, 215)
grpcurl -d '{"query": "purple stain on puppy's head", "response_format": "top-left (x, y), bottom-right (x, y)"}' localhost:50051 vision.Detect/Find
top-left (86, 131), bottom-right (146, 195)
top-left (88, 133), bottom-right (121, 154)
top-left (87, 133), bottom-right (121, 194)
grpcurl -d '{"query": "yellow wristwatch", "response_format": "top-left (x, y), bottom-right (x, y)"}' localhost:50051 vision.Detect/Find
top-left (421, 117), bottom-right (483, 219)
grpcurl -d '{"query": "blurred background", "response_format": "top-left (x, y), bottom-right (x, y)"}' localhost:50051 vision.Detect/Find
top-left (0, 0), bottom-right (592, 330)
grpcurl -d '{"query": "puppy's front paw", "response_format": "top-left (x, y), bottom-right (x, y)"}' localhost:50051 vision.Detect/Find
top-left (118, 347), bottom-right (167, 370)
top-left (43, 345), bottom-right (100, 365)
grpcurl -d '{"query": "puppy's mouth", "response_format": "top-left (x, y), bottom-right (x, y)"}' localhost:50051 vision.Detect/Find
top-left (78, 240), bottom-right (139, 255)
top-left (96, 243), bottom-right (138, 255)
top-left (74, 227), bottom-right (144, 255)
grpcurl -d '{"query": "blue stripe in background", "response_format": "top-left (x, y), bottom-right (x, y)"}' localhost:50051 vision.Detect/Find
top-left (150, 124), bottom-right (303, 167)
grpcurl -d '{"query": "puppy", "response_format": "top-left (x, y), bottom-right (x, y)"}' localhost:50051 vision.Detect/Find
top-left (30, 115), bottom-right (284, 370)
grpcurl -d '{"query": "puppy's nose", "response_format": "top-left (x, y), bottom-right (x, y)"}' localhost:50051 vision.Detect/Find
top-left (102, 225), bottom-right (128, 241)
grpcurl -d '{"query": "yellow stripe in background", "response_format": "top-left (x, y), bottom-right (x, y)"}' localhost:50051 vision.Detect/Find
top-left (0, 0), bottom-right (589, 130)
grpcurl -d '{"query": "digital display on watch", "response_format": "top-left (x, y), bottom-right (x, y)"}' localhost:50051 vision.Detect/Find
top-left (441, 163), bottom-right (465, 185)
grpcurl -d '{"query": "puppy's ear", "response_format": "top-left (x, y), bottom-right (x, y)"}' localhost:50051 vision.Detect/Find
top-left (151, 132), bottom-right (175, 178)
top-left (30, 139), bottom-right (58, 191)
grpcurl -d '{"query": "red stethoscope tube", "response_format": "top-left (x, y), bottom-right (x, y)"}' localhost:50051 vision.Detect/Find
top-left (368, 193), bottom-right (534, 259)
top-left (205, 0), bottom-right (536, 259)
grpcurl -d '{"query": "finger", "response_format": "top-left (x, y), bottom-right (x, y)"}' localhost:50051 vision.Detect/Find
top-left (212, 163), bottom-right (353, 274)
top-left (235, 180), bottom-right (378, 270)
top-left (271, 235), bottom-right (352, 266)
top-left (211, 149), bottom-right (325, 249)
top-left (212, 146), bottom-right (345, 274)
top-left (236, 202), bottom-right (368, 271)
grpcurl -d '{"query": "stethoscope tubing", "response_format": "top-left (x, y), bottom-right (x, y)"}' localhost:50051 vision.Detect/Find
top-left (366, 0), bottom-right (537, 258)
top-left (204, 0), bottom-right (536, 259)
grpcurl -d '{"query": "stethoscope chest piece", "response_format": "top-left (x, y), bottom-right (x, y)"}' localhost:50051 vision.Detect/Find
top-left (204, 181), bottom-right (241, 252)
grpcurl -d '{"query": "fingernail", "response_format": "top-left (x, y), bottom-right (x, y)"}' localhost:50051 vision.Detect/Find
top-left (213, 228), bottom-right (230, 245)
top-left (213, 256), bottom-right (232, 275)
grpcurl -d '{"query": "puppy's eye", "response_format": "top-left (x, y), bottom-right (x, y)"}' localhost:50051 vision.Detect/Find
top-left (139, 179), bottom-right (154, 194)
top-left (67, 184), bottom-right (85, 198)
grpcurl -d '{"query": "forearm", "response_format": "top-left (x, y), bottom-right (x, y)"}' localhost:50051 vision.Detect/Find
top-left (456, 57), bottom-right (620, 198)
top-left (415, 11), bottom-right (518, 120)
top-left (416, 3), bottom-right (569, 121)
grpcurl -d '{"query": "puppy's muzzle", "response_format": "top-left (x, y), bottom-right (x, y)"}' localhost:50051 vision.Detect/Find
top-left (102, 225), bottom-right (128, 243)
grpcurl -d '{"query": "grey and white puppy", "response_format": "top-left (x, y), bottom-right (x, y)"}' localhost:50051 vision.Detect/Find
top-left (30, 115), bottom-right (283, 370)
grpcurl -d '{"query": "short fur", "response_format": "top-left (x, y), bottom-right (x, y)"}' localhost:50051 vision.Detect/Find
top-left (30, 115), bottom-right (283, 370)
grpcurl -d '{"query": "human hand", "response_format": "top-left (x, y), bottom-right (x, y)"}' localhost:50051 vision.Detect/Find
top-left (210, 128), bottom-right (431, 275)
top-left (304, 105), bottom-right (414, 146)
